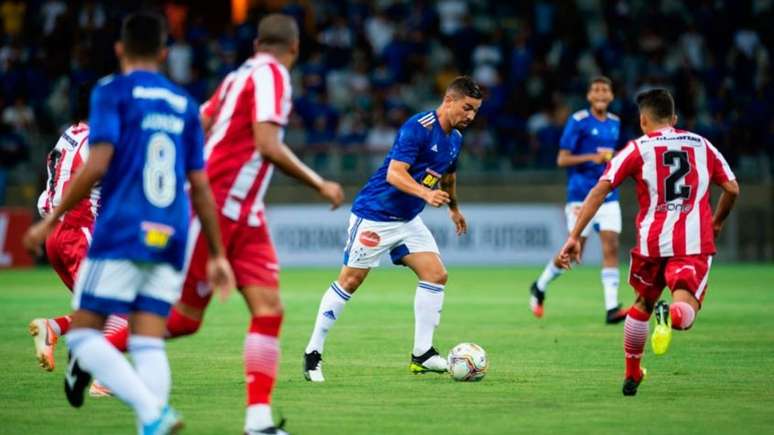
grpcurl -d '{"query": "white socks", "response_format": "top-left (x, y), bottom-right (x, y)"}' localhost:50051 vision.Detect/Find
top-left (536, 260), bottom-right (563, 292)
top-left (305, 281), bottom-right (350, 354)
top-left (67, 329), bottom-right (162, 424)
top-left (601, 267), bottom-right (620, 310)
top-left (413, 281), bottom-right (445, 356)
top-left (245, 404), bottom-right (273, 432)
top-left (129, 335), bottom-right (170, 403)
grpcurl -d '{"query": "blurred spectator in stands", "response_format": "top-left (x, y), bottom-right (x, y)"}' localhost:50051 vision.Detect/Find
top-left (164, 0), bottom-right (188, 41)
top-left (2, 95), bottom-right (34, 134)
top-left (168, 37), bottom-right (193, 85)
top-left (0, 121), bottom-right (27, 205)
top-left (1, 0), bottom-right (25, 38)
top-left (40, 0), bottom-right (67, 36)
top-left (78, 0), bottom-right (105, 32)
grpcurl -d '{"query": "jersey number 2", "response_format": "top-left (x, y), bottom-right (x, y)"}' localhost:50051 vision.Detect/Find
top-left (143, 132), bottom-right (176, 208)
top-left (662, 150), bottom-right (691, 201)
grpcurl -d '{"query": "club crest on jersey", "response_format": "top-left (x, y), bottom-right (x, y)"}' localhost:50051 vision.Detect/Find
top-left (421, 168), bottom-right (441, 189)
top-left (141, 221), bottom-right (175, 249)
top-left (359, 231), bottom-right (381, 248)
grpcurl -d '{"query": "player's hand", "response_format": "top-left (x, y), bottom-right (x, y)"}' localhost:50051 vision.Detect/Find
top-left (591, 152), bottom-right (610, 165)
top-left (207, 255), bottom-right (235, 302)
top-left (449, 208), bottom-right (467, 236)
top-left (22, 216), bottom-right (57, 256)
top-left (424, 189), bottom-right (450, 207)
top-left (318, 180), bottom-right (345, 210)
top-left (557, 236), bottom-right (582, 269)
top-left (712, 220), bottom-right (724, 238)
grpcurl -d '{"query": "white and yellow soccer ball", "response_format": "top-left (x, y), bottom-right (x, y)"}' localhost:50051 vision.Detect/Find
top-left (447, 343), bottom-right (488, 382)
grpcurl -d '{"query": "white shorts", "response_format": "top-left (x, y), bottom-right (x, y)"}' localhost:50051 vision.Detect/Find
top-left (72, 258), bottom-right (184, 317)
top-left (565, 200), bottom-right (622, 237)
top-left (343, 214), bottom-right (440, 268)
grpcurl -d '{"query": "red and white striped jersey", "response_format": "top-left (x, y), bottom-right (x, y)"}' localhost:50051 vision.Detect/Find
top-left (37, 123), bottom-right (100, 227)
top-left (601, 127), bottom-right (735, 258)
top-left (200, 53), bottom-right (292, 227)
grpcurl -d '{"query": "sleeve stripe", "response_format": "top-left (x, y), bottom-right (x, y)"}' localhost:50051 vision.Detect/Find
top-left (705, 140), bottom-right (736, 181)
top-left (602, 141), bottom-right (636, 182)
top-left (268, 63), bottom-right (284, 116)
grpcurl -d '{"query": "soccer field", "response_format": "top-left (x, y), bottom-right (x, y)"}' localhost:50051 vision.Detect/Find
top-left (1, 265), bottom-right (773, 435)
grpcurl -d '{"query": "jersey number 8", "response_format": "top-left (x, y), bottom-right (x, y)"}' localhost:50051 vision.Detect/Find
top-left (143, 132), bottom-right (176, 208)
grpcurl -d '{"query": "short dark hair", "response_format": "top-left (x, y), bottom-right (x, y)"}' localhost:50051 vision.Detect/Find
top-left (636, 88), bottom-right (675, 121)
top-left (121, 12), bottom-right (166, 58)
top-left (257, 14), bottom-right (299, 49)
top-left (589, 75), bottom-right (613, 91)
top-left (446, 76), bottom-right (483, 100)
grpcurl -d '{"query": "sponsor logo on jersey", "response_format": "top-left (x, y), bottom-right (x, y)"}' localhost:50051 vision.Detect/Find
top-left (141, 221), bottom-right (175, 249)
top-left (421, 168), bottom-right (442, 189)
top-left (359, 231), bottom-right (381, 248)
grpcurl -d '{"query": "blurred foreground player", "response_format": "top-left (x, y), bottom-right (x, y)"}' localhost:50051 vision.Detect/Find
top-left (529, 76), bottom-right (627, 324)
top-left (24, 12), bottom-right (233, 434)
top-left (557, 89), bottom-right (739, 396)
top-left (303, 77), bottom-right (482, 382)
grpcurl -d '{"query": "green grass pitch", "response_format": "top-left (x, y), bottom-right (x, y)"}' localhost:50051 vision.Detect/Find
top-left (1, 265), bottom-right (773, 434)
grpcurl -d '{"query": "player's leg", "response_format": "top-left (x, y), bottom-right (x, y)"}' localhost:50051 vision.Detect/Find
top-left (166, 217), bottom-right (217, 338)
top-left (65, 259), bottom-right (167, 428)
top-left (304, 214), bottom-right (389, 382)
top-left (232, 220), bottom-right (287, 433)
top-left (304, 265), bottom-right (370, 381)
top-left (402, 252), bottom-right (449, 373)
top-left (651, 255), bottom-right (712, 355)
top-left (241, 284), bottom-right (285, 434)
top-left (29, 223), bottom-right (82, 371)
top-left (598, 201), bottom-right (627, 324)
top-left (621, 252), bottom-right (665, 396)
top-left (400, 216), bottom-right (448, 374)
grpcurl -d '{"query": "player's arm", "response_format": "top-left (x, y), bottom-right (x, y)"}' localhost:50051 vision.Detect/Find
top-left (23, 143), bottom-right (114, 254)
top-left (200, 114), bottom-right (213, 136)
top-left (441, 172), bottom-right (466, 235)
top-left (557, 180), bottom-right (613, 268)
top-left (386, 160), bottom-right (450, 207)
top-left (711, 179), bottom-right (740, 237)
top-left (252, 121), bottom-right (343, 209)
top-left (556, 149), bottom-right (608, 167)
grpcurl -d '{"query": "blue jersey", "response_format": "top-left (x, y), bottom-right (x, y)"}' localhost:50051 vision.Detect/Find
top-left (560, 109), bottom-right (621, 203)
top-left (87, 71), bottom-right (204, 270)
top-left (352, 111), bottom-right (462, 222)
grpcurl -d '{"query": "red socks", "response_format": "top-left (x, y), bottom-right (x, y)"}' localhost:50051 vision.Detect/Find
top-left (52, 315), bottom-right (72, 336)
top-left (103, 315), bottom-right (129, 352)
top-left (624, 306), bottom-right (650, 381)
top-left (670, 301), bottom-right (696, 330)
top-left (166, 307), bottom-right (203, 338)
top-left (245, 315), bottom-right (283, 406)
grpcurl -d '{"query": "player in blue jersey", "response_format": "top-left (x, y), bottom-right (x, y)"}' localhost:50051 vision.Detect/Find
top-left (302, 77), bottom-right (483, 382)
top-left (24, 13), bottom-right (234, 434)
top-left (528, 76), bottom-right (628, 324)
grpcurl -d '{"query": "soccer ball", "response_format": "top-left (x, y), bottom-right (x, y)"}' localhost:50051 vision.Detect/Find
top-left (447, 343), bottom-right (488, 382)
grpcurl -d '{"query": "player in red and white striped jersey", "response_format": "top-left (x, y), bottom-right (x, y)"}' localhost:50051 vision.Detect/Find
top-left (558, 89), bottom-right (739, 396)
top-left (28, 83), bottom-right (127, 390)
top-left (173, 15), bottom-right (342, 434)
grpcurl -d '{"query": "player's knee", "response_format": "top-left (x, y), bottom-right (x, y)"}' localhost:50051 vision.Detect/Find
top-left (167, 305), bottom-right (203, 338)
top-left (338, 274), bottom-right (365, 293)
top-left (670, 300), bottom-right (697, 331)
top-left (424, 269), bottom-right (448, 286)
